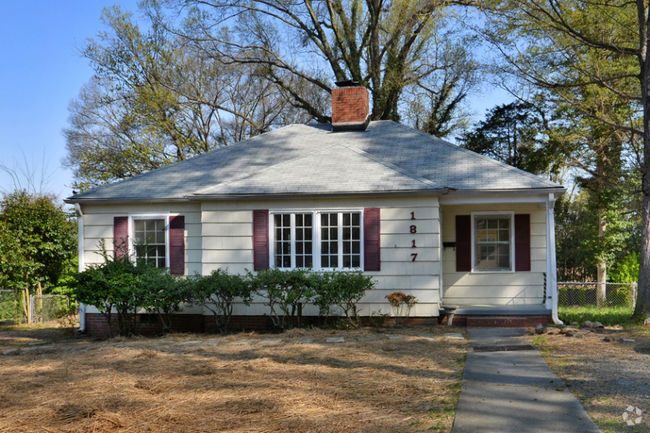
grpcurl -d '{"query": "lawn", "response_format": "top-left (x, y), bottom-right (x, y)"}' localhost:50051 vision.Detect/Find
top-left (558, 306), bottom-right (634, 327)
top-left (0, 327), bottom-right (467, 432)
top-left (533, 326), bottom-right (650, 433)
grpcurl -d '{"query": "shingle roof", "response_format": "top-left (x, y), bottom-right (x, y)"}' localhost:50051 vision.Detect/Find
top-left (68, 121), bottom-right (562, 201)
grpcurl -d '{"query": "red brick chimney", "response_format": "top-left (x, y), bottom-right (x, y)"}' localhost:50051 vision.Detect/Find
top-left (331, 81), bottom-right (370, 132)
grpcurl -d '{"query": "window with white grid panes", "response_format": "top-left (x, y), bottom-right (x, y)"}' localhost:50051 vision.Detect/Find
top-left (295, 214), bottom-right (313, 267)
top-left (134, 219), bottom-right (167, 268)
top-left (475, 216), bottom-right (511, 271)
top-left (320, 213), bottom-right (339, 268)
top-left (342, 212), bottom-right (361, 268)
top-left (274, 214), bottom-right (292, 268)
top-left (270, 210), bottom-right (363, 270)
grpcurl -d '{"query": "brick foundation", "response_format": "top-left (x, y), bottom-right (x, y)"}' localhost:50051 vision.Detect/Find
top-left (85, 313), bottom-right (440, 337)
top-left (439, 314), bottom-right (551, 328)
top-left (85, 312), bottom-right (548, 337)
top-left (85, 313), bottom-right (205, 337)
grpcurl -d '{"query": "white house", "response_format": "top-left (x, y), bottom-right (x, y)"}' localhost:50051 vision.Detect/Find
top-left (66, 84), bottom-right (565, 336)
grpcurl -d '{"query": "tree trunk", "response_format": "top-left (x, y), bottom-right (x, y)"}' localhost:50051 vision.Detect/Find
top-left (22, 287), bottom-right (31, 324)
top-left (36, 281), bottom-right (43, 323)
top-left (636, 189), bottom-right (650, 319)
top-left (597, 215), bottom-right (607, 308)
top-left (634, 1), bottom-right (650, 321)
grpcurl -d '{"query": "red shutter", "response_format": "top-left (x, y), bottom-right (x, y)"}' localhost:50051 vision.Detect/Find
top-left (515, 214), bottom-right (531, 272)
top-left (253, 210), bottom-right (269, 271)
top-left (114, 216), bottom-right (128, 260)
top-left (364, 208), bottom-right (381, 271)
top-left (456, 215), bottom-right (472, 272)
top-left (169, 216), bottom-right (185, 275)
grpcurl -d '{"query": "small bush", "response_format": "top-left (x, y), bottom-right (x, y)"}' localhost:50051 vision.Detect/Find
top-left (75, 256), bottom-right (150, 337)
top-left (314, 271), bottom-right (375, 328)
top-left (250, 268), bottom-right (315, 330)
top-left (191, 269), bottom-right (253, 333)
top-left (142, 269), bottom-right (193, 333)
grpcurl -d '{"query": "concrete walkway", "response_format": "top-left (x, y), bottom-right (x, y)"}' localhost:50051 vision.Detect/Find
top-left (453, 328), bottom-right (602, 433)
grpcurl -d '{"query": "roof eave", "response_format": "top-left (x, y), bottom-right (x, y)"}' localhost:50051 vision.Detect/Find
top-left (65, 186), bottom-right (566, 205)
top-left (444, 186), bottom-right (566, 196)
top-left (64, 196), bottom-right (193, 205)
top-left (190, 189), bottom-right (447, 200)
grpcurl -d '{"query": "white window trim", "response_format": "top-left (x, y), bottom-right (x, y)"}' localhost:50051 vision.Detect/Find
top-left (128, 213), bottom-right (170, 268)
top-left (268, 209), bottom-right (365, 271)
top-left (470, 211), bottom-right (515, 274)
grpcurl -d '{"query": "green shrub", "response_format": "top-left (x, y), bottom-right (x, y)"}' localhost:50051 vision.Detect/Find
top-left (75, 256), bottom-right (150, 337)
top-left (249, 267), bottom-right (315, 330)
top-left (313, 271), bottom-right (375, 328)
top-left (609, 253), bottom-right (639, 284)
top-left (142, 268), bottom-right (193, 333)
top-left (191, 269), bottom-right (253, 333)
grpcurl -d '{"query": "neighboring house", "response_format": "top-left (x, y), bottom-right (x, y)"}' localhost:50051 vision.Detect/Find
top-left (66, 83), bottom-right (566, 336)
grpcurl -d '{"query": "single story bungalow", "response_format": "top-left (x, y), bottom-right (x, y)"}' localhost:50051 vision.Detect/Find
top-left (66, 83), bottom-right (566, 336)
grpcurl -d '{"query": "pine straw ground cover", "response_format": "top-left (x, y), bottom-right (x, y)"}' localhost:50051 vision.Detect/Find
top-left (532, 327), bottom-right (650, 433)
top-left (0, 327), bottom-right (467, 432)
top-left (0, 324), bottom-right (71, 348)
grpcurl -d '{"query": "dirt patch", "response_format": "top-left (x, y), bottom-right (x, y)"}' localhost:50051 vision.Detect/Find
top-left (0, 326), bottom-right (467, 432)
top-left (534, 328), bottom-right (650, 433)
top-left (0, 323), bottom-right (75, 349)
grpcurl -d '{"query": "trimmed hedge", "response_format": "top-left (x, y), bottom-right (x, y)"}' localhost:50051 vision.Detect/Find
top-left (76, 259), bottom-right (376, 336)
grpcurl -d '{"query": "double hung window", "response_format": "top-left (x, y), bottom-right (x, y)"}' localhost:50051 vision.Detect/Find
top-left (274, 213), bottom-right (313, 268)
top-left (272, 210), bottom-right (362, 270)
top-left (133, 218), bottom-right (168, 268)
top-left (473, 213), bottom-right (513, 272)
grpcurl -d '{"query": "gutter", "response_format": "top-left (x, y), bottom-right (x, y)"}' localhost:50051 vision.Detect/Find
top-left (64, 186), bottom-right (567, 205)
top-left (65, 189), bottom-right (449, 204)
top-left (74, 203), bottom-right (86, 333)
top-left (64, 197), bottom-right (194, 205)
top-left (442, 187), bottom-right (566, 197)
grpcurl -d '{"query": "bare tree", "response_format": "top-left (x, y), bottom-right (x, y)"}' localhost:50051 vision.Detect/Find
top-left (145, 0), bottom-right (478, 121)
top-left (63, 7), bottom-right (315, 190)
top-left (0, 149), bottom-right (57, 198)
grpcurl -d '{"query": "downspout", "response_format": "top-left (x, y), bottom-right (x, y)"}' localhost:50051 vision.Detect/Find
top-left (74, 203), bottom-right (86, 333)
top-left (546, 194), bottom-right (563, 325)
top-left (438, 206), bottom-right (444, 308)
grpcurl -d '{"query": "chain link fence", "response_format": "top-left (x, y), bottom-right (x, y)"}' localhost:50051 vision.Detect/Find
top-left (558, 282), bottom-right (637, 309)
top-left (0, 290), bottom-right (23, 324)
top-left (30, 295), bottom-right (70, 324)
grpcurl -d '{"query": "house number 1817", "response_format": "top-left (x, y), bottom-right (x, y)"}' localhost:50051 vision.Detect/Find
top-left (410, 211), bottom-right (417, 261)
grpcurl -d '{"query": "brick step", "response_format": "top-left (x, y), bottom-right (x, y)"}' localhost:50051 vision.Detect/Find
top-left (441, 315), bottom-right (551, 328)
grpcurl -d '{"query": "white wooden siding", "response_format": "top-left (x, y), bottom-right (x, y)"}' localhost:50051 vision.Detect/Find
top-left (79, 196), bottom-right (442, 317)
top-left (80, 202), bottom-right (203, 314)
top-left (200, 196), bottom-right (441, 317)
top-left (441, 203), bottom-right (547, 306)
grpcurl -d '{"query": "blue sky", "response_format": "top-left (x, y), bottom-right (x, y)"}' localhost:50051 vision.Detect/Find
top-left (0, 0), bottom-right (140, 201)
top-left (0, 1), bottom-right (509, 203)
